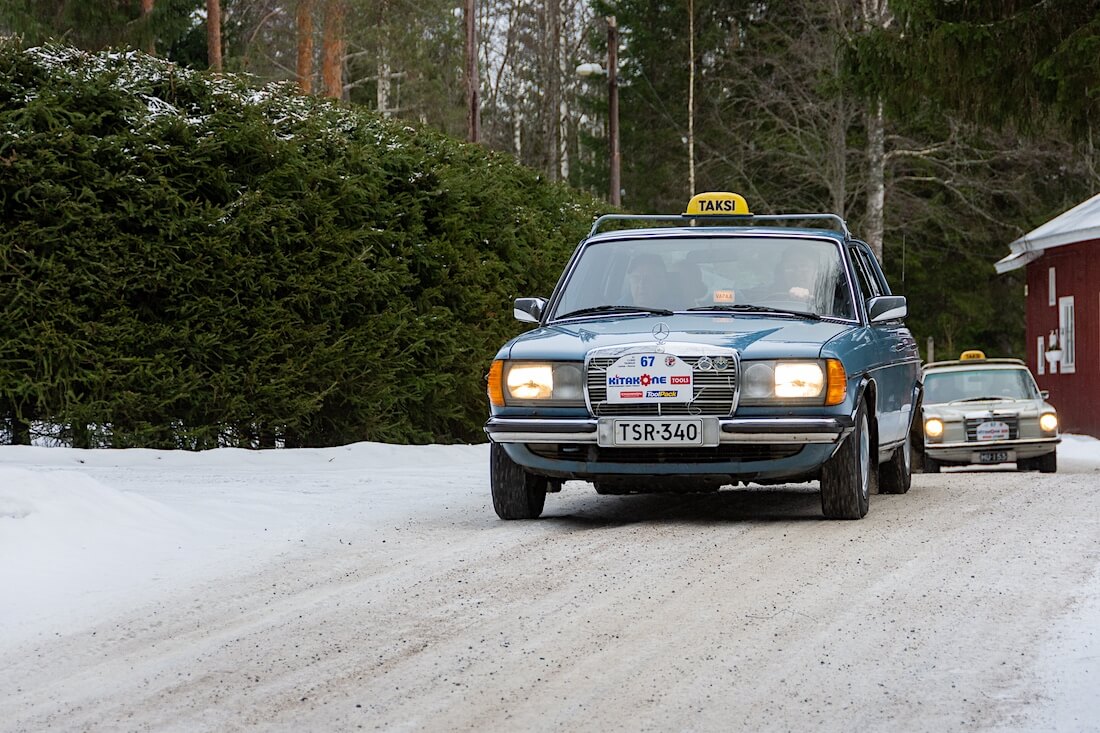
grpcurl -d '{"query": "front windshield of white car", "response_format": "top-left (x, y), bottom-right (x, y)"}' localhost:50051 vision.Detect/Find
top-left (924, 368), bottom-right (1040, 403)
top-left (549, 235), bottom-right (856, 320)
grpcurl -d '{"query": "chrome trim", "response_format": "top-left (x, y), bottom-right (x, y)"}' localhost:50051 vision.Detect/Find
top-left (928, 436), bottom-right (1061, 450)
top-left (484, 416), bottom-right (848, 445)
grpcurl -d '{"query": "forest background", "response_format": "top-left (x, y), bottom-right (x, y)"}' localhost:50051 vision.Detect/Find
top-left (2, 0), bottom-right (1098, 447)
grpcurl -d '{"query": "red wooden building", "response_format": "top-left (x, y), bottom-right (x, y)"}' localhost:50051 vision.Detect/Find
top-left (995, 194), bottom-right (1100, 438)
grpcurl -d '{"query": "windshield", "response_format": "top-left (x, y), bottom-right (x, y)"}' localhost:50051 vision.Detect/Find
top-left (549, 236), bottom-right (856, 320)
top-left (924, 368), bottom-right (1039, 404)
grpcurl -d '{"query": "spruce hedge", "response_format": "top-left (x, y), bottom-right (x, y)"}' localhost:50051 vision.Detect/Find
top-left (0, 42), bottom-right (603, 448)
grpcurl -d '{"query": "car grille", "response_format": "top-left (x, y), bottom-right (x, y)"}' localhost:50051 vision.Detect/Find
top-left (964, 416), bottom-right (1020, 441)
top-left (527, 444), bottom-right (800, 463)
top-left (586, 356), bottom-right (737, 416)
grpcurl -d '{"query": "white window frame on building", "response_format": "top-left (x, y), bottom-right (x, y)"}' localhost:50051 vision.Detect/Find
top-left (1037, 335), bottom-right (1045, 375)
top-left (1048, 267), bottom-right (1056, 306)
top-left (1058, 295), bottom-right (1075, 373)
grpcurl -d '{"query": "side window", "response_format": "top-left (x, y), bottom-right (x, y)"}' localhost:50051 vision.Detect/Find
top-left (848, 246), bottom-right (879, 302)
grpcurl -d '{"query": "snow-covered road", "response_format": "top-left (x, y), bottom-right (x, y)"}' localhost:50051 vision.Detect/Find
top-left (2, 438), bottom-right (1098, 731)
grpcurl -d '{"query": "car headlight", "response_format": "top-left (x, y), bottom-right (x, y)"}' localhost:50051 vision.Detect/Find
top-left (488, 360), bottom-right (584, 406)
top-left (1040, 413), bottom-right (1058, 433)
top-left (924, 417), bottom-right (944, 440)
top-left (739, 359), bottom-right (845, 406)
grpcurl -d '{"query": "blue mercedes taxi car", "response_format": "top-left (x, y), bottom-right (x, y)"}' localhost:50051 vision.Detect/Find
top-left (485, 192), bottom-right (922, 520)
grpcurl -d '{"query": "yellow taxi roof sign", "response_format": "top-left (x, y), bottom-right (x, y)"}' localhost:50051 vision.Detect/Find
top-left (959, 350), bottom-right (986, 360)
top-left (684, 192), bottom-right (751, 216)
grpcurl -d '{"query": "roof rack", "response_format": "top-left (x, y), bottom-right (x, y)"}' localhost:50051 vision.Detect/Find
top-left (925, 358), bottom-right (1026, 369)
top-left (587, 212), bottom-right (851, 239)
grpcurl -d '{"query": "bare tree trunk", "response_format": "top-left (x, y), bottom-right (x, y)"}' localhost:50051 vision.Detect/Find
top-left (861, 0), bottom-right (892, 262)
top-left (377, 0), bottom-right (391, 115)
top-left (464, 0), bottom-right (480, 142)
top-left (865, 98), bottom-right (886, 261)
top-left (545, 0), bottom-right (561, 180)
top-left (321, 0), bottom-right (346, 99)
top-left (207, 0), bottom-right (223, 71)
top-left (141, 0), bottom-right (155, 55)
top-left (607, 16), bottom-right (620, 206)
top-left (296, 0), bottom-right (314, 94)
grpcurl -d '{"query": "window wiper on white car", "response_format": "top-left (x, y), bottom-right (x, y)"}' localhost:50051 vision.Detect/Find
top-left (686, 304), bottom-right (821, 320)
top-left (556, 304), bottom-right (675, 319)
top-left (949, 396), bottom-right (1012, 403)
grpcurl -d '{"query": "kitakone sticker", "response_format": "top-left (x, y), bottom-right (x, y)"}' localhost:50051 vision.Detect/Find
top-left (605, 353), bottom-right (694, 403)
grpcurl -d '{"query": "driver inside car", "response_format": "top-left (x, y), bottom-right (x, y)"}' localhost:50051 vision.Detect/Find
top-left (625, 253), bottom-right (671, 307)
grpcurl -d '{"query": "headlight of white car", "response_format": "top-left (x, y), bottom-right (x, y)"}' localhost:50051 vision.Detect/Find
top-left (924, 417), bottom-right (944, 440)
top-left (1040, 412), bottom-right (1058, 433)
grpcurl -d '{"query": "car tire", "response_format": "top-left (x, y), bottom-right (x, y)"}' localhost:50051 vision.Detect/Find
top-left (491, 442), bottom-right (547, 519)
top-left (879, 432), bottom-right (912, 494)
top-left (921, 454), bottom-right (941, 473)
top-left (1038, 450), bottom-right (1057, 474)
top-left (820, 400), bottom-right (875, 519)
top-left (1016, 456), bottom-right (1036, 471)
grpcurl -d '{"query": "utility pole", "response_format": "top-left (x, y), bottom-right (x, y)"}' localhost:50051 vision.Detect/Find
top-left (687, 0), bottom-right (695, 196)
top-left (465, 0), bottom-right (480, 143)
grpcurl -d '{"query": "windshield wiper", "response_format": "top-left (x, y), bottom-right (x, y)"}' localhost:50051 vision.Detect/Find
top-left (556, 304), bottom-right (675, 319)
top-left (949, 396), bottom-right (1014, 403)
top-left (686, 304), bottom-right (821, 320)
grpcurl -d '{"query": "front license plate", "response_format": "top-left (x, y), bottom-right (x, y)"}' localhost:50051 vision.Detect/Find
top-left (601, 419), bottom-right (708, 447)
top-left (978, 450), bottom-right (1010, 463)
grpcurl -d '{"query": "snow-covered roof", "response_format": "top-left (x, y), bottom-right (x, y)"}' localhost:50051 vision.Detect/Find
top-left (995, 193), bottom-right (1100, 273)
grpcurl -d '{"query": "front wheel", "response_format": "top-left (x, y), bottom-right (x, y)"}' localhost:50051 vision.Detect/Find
top-left (490, 443), bottom-right (547, 519)
top-left (820, 400), bottom-right (876, 519)
top-left (879, 432), bottom-right (912, 494)
top-left (1038, 450), bottom-right (1057, 473)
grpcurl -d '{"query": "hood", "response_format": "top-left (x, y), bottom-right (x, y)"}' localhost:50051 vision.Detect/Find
top-left (502, 313), bottom-right (853, 361)
top-left (924, 398), bottom-right (1045, 419)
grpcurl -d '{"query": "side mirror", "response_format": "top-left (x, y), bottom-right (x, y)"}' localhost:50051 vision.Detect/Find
top-left (513, 297), bottom-right (547, 323)
top-left (1040, 390), bottom-right (1050, 399)
top-left (867, 295), bottom-right (907, 323)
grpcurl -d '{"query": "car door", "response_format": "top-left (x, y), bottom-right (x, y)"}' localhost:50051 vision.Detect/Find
top-left (848, 243), bottom-right (920, 448)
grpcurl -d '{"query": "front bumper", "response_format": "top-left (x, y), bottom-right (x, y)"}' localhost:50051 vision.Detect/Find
top-left (484, 415), bottom-right (854, 481)
top-left (485, 416), bottom-right (853, 444)
top-left (925, 436), bottom-right (1060, 463)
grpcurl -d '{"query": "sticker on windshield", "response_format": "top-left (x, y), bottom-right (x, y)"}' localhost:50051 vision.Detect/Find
top-left (714, 290), bottom-right (735, 302)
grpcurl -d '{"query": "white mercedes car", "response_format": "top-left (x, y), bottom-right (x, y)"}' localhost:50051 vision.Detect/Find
top-left (919, 351), bottom-right (1059, 473)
